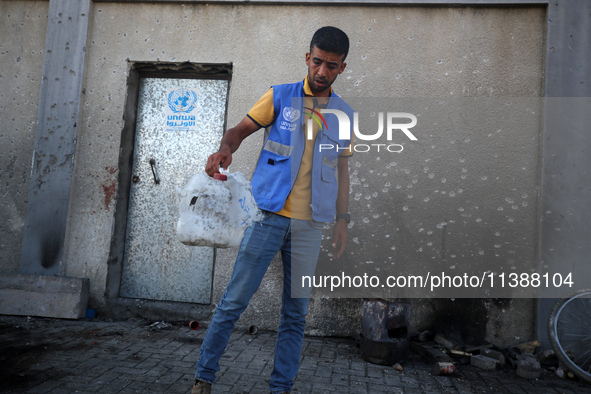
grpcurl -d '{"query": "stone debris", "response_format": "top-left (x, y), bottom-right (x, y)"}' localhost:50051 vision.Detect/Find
top-left (410, 333), bottom-right (566, 382)
top-left (513, 340), bottom-right (542, 354)
top-left (537, 349), bottom-right (559, 367)
top-left (556, 367), bottom-right (566, 379)
top-left (471, 354), bottom-right (500, 370)
top-left (410, 341), bottom-right (452, 363)
top-left (516, 361), bottom-right (542, 379)
top-left (434, 333), bottom-right (461, 351)
top-left (480, 347), bottom-right (505, 367)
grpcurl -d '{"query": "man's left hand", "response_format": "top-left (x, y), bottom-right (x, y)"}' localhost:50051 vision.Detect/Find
top-left (331, 219), bottom-right (348, 260)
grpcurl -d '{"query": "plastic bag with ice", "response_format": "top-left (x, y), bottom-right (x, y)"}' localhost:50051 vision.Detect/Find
top-left (176, 171), bottom-right (263, 248)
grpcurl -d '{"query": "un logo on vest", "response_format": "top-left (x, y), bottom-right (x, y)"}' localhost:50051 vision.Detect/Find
top-left (282, 107), bottom-right (301, 122)
top-left (168, 88), bottom-right (198, 113)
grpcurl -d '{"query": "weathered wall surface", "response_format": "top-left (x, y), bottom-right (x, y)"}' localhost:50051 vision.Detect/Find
top-left (0, 1), bottom-right (49, 273)
top-left (2, 2), bottom-right (546, 346)
top-left (71, 3), bottom-right (544, 345)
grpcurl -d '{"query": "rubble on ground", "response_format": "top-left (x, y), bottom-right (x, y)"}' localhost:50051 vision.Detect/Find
top-left (409, 331), bottom-right (572, 381)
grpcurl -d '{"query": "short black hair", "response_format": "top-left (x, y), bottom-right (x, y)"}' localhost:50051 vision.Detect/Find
top-left (310, 26), bottom-right (349, 61)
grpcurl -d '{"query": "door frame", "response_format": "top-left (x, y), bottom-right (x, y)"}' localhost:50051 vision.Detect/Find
top-left (105, 61), bottom-right (232, 303)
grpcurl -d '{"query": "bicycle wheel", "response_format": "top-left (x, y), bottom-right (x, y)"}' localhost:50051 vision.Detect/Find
top-left (548, 289), bottom-right (591, 383)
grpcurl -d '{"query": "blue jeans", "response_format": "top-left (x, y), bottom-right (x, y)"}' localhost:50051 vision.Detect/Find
top-left (195, 212), bottom-right (323, 393)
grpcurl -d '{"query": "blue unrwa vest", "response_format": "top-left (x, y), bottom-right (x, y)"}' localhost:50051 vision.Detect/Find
top-left (251, 80), bottom-right (354, 222)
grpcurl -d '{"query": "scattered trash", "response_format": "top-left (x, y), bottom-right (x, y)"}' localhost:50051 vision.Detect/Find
top-left (433, 361), bottom-right (455, 375)
top-left (411, 333), bottom-right (561, 381)
top-left (449, 349), bottom-right (472, 358)
top-left (248, 325), bottom-right (258, 335)
top-left (393, 363), bottom-right (404, 371)
top-left (149, 321), bottom-right (171, 330)
top-left (85, 309), bottom-right (96, 319)
top-left (189, 321), bottom-right (200, 330)
top-left (513, 340), bottom-right (541, 354)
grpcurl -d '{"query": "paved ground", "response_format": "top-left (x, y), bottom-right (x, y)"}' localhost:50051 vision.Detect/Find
top-left (1, 315), bottom-right (590, 394)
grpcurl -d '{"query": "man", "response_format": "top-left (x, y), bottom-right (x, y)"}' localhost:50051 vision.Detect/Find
top-left (193, 26), bottom-right (354, 394)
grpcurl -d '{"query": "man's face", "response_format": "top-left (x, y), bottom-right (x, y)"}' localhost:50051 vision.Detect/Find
top-left (305, 46), bottom-right (347, 97)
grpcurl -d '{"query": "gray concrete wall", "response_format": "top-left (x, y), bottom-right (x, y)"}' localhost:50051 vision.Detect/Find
top-left (18, 0), bottom-right (91, 276)
top-left (67, 3), bottom-right (545, 345)
top-left (2, 1), bottom-right (549, 346)
top-left (0, 0), bottom-right (49, 273)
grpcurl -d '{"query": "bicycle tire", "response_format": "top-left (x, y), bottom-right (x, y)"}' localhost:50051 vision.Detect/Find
top-left (548, 288), bottom-right (591, 383)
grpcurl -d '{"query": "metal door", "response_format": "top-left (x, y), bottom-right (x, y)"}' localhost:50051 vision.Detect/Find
top-left (120, 77), bottom-right (228, 303)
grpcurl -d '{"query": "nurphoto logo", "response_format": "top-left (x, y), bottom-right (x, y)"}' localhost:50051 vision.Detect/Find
top-left (306, 109), bottom-right (418, 153)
